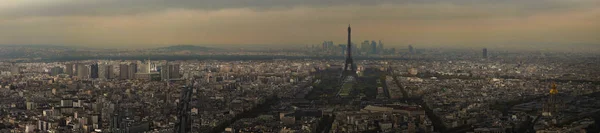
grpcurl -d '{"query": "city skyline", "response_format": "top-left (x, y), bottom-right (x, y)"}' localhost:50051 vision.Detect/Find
top-left (2, 1), bottom-right (600, 133)
top-left (0, 14), bottom-right (599, 132)
top-left (0, 0), bottom-right (599, 51)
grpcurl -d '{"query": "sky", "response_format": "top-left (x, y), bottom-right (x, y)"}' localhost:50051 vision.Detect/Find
top-left (0, 0), bottom-right (598, 51)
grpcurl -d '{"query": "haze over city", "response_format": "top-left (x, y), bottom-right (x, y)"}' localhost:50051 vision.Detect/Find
top-left (2, 1), bottom-right (600, 133)
top-left (0, 0), bottom-right (599, 51)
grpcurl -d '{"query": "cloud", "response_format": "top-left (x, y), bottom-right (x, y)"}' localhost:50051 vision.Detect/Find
top-left (1, 0), bottom-right (598, 18)
top-left (0, 0), bottom-right (598, 51)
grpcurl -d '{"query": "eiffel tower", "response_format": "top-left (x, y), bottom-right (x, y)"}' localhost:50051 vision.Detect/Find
top-left (339, 25), bottom-right (357, 99)
top-left (344, 24), bottom-right (355, 73)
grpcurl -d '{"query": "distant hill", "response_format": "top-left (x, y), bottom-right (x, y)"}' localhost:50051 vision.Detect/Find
top-left (0, 44), bottom-right (82, 59)
top-left (153, 45), bottom-right (219, 52)
top-left (0, 44), bottom-right (77, 49)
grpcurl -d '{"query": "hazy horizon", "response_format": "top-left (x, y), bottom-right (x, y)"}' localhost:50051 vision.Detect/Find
top-left (0, 0), bottom-right (599, 52)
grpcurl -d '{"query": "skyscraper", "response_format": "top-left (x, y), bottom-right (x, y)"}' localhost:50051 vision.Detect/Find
top-left (338, 44), bottom-right (347, 55)
top-left (50, 67), bottom-right (63, 76)
top-left (482, 48), bottom-right (488, 58)
top-left (321, 41), bottom-right (334, 52)
top-left (170, 64), bottom-right (181, 79)
top-left (361, 40), bottom-right (370, 54)
top-left (146, 60), bottom-right (151, 73)
top-left (119, 64), bottom-right (129, 80)
top-left (128, 63), bottom-right (137, 79)
top-left (371, 40), bottom-right (377, 54)
top-left (150, 61), bottom-right (157, 72)
top-left (74, 64), bottom-right (79, 76)
top-left (160, 64), bottom-right (181, 80)
top-left (104, 65), bottom-right (114, 79)
top-left (76, 64), bottom-right (89, 79)
top-left (378, 40), bottom-right (384, 54)
top-left (160, 65), bottom-right (170, 81)
top-left (344, 25), bottom-right (355, 72)
top-left (136, 60), bottom-right (152, 74)
top-left (65, 64), bottom-right (73, 76)
top-left (90, 63), bottom-right (99, 79)
top-left (408, 45), bottom-right (414, 54)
